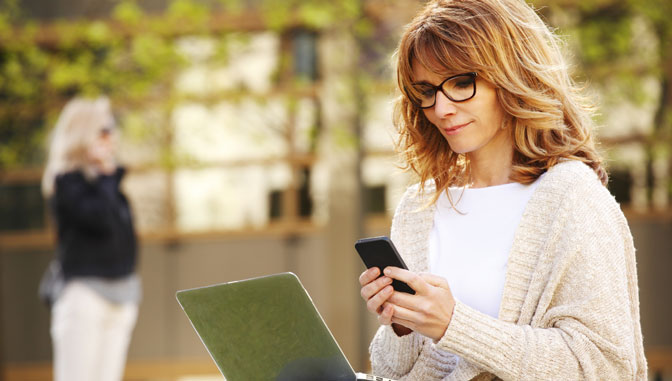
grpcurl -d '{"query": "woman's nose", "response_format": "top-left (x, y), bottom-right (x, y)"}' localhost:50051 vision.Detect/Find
top-left (432, 90), bottom-right (457, 117)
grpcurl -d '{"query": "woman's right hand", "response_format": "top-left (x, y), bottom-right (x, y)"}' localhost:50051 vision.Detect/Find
top-left (360, 267), bottom-right (414, 336)
top-left (359, 267), bottom-right (393, 319)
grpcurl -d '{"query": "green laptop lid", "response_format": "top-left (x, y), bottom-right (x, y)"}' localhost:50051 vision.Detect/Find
top-left (176, 272), bottom-right (356, 381)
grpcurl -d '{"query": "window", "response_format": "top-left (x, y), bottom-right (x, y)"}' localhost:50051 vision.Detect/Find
top-left (292, 29), bottom-right (318, 81)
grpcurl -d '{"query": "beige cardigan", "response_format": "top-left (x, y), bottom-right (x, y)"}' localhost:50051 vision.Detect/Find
top-left (369, 161), bottom-right (646, 380)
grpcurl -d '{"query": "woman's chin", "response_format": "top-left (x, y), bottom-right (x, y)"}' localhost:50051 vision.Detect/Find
top-left (445, 142), bottom-right (471, 155)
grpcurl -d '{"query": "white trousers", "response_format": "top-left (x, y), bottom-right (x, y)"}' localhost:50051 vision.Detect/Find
top-left (51, 281), bottom-right (138, 381)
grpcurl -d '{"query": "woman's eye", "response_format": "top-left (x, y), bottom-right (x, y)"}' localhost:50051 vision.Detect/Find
top-left (419, 87), bottom-right (435, 97)
top-left (454, 79), bottom-right (473, 88)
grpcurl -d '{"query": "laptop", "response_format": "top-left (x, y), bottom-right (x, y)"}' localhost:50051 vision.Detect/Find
top-left (176, 272), bottom-right (397, 381)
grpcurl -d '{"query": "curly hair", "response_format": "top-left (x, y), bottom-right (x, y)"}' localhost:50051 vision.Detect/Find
top-left (394, 0), bottom-right (607, 202)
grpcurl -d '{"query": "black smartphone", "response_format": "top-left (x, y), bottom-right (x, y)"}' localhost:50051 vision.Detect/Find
top-left (355, 236), bottom-right (415, 294)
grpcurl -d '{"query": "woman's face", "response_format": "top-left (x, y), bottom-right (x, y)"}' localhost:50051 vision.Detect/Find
top-left (412, 60), bottom-right (511, 161)
top-left (87, 114), bottom-right (118, 166)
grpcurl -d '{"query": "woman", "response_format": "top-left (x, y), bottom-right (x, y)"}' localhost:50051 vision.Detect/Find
top-left (358, 0), bottom-right (646, 380)
top-left (42, 97), bottom-right (140, 381)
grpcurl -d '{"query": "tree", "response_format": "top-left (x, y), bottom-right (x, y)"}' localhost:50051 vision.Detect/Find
top-left (535, 0), bottom-right (672, 208)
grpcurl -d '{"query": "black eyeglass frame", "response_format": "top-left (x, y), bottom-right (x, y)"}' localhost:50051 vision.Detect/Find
top-left (413, 72), bottom-right (478, 109)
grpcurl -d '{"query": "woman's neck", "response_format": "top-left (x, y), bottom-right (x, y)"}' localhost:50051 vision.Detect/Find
top-left (467, 147), bottom-right (514, 188)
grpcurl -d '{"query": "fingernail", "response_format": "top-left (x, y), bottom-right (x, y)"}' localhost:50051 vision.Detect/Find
top-left (384, 268), bottom-right (391, 275)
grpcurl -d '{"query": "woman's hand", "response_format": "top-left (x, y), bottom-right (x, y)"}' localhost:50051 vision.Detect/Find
top-left (383, 267), bottom-right (456, 342)
top-left (88, 130), bottom-right (117, 175)
top-left (359, 267), bottom-right (414, 336)
top-left (359, 267), bottom-right (398, 323)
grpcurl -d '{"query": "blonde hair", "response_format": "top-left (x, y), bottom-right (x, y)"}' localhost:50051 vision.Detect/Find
top-left (42, 97), bottom-right (115, 198)
top-left (395, 0), bottom-right (607, 201)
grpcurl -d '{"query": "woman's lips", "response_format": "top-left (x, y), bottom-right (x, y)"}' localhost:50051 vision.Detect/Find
top-left (442, 122), bottom-right (470, 135)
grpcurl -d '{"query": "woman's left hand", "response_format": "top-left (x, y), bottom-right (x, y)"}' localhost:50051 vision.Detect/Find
top-left (383, 266), bottom-right (456, 342)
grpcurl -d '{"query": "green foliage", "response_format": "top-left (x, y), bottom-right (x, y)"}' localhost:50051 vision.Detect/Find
top-left (0, 0), bottom-right (664, 207)
top-left (578, 16), bottom-right (631, 66)
top-left (48, 52), bottom-right (94, 93)
top-left (1, 46), bottom-right (47, 100)
top-left (0, 0), bottom-right (371, 169)
top-left (538, 0), bottom-right (664, 111)
top-left (353, 18), bottom-right (374, 39)
top-left (629, 0), bottom-right (672, 55)
top-left (122, 110), bottom-right (154, 143)
top-left (298, 3), bottom-right (335, 29)
top-left (260, 2), bottom-right (292, 31)
top-left (0, 12), bottom-right (11, 37)
top-left (85, 21), bottom-right (112, 45)
top-left (538, 0), bottom-right (670, 203)
top-left (218, 0), bottom-right (244, 14)
top-left (0, 0), bottom-right (20, 21)
top-left (112, 0), bottom-right (144, 26)
top-left (0, 28), bottom-right (181, 169)
top-left (167, 0), bottom-right (210, 30)
top-left (260, 0), bottom-right (363, 31)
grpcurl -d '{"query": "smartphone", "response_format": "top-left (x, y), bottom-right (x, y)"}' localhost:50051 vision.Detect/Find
top-left (355, 236), bottom-right (415, 294)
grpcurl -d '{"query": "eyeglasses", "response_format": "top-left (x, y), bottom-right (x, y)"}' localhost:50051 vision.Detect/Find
top-left (412, 72), bottom-right (478, 109)
top-left (99, 124), bottom-right (116, 137)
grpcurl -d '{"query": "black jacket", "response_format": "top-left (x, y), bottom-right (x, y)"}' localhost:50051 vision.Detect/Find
top-left (52, 168), bottom-right (137, 279)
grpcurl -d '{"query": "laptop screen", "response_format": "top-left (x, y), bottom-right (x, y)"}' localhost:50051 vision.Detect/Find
top-left (177, 273), bottom-right (356, 381)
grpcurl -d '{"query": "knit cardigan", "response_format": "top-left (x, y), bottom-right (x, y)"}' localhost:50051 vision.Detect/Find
top-left (369, 160), bottom-right (647, 381)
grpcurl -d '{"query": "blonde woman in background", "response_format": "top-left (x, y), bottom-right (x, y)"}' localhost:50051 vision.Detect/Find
top-left (358, 0), bottom-right (646, 379)
top-left (42, 97), bottom-right (140, 381)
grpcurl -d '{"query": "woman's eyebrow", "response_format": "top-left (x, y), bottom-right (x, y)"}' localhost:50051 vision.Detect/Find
top-left (411, 80), bottom-right (435, 86)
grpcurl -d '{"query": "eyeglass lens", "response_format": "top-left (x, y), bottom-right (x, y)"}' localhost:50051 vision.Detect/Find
top-left (418, 73), bottom-right (476, 109)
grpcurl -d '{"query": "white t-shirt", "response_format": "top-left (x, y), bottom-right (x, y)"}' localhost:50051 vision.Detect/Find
top-left (429, 176), bottom-right (542, 318)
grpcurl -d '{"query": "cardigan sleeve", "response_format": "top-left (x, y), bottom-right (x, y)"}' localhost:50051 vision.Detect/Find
top-left (369, 185), bottom-right (426, 377)
top-left (369, 325), bottom-right (426, 377)
top-left (369, 183), bottom-right (459, 380)
top-left (369, 306), bottom-right (460, 381)
top-left (434, 177), bottom-right (646, 380)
